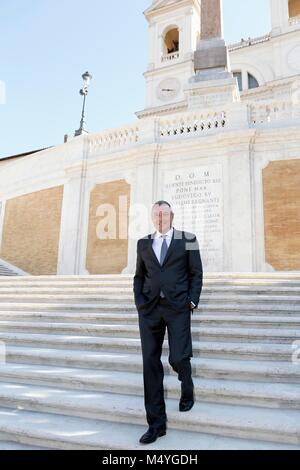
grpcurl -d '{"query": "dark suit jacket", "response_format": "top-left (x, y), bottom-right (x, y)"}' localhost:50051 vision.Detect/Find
top-left (133, 227), bottom-right (203, 315)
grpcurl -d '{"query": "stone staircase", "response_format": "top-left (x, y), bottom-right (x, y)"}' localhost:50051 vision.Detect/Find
top-left (0, 262), bottom-right (20, 277)
top-left (0, 273), bottom-right (299, 450)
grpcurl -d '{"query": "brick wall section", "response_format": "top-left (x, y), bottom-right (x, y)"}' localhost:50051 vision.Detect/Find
top-left (86, 180), bottom-right (130, 274)
top-left (0, 186), bottom-right (64, 274)
top-left (289, 0), bottom-right (300, 18)
top-left (263, 159), bottom-right (300, 271)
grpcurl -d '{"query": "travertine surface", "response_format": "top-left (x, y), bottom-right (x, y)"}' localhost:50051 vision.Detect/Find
top-left (201, 0), bottom-right (222, 39)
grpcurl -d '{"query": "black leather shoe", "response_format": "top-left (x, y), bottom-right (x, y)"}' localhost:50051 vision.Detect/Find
top-left (179, 398), bottom-right (194, 412)
top-left (139, 426), bottom-right (167, 445)
top-left (179, 384), bottom-right (195, 412)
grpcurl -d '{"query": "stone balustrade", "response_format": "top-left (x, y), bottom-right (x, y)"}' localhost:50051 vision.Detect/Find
top-left (87, 97), bottom-right (300, 155)
top-left (228, 34), bottom-right (270, 52)
top-left (158, 110), bottom-right (227, 139)
top-left (289, 15), bottom-right (300, 26)
top-left (88, 125), bottom-right (139, 154)
top-left (248, 100), bottom-right (300, 127)
top-left (161, 51), bottom-right (180, 63)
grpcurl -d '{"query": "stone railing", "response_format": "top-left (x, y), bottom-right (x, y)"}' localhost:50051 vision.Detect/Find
top-left (88, 125), bottom-right (139, 154)
top-left (248, 100), bottom-right (300, 127)
top-left (158, 111), bottom-right (227, 139)
top-left (86, 99), bottom-right (300, 155)
top-left (228, 34), bottom-right (270, 51)
top-left (161, 51), bottom-right (180, 63)
top-left (87, 111), bottom-right (228, 154)
top-left (289, 15), bottom-right (300, 25)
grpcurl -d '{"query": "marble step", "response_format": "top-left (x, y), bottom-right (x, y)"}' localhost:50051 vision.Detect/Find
top-left (0, 383), bottom-right (299, 445)
top-left (0, 273), bottom-right (299, 281)
top-left (0, 362), bottom-right (299, 409)
top-left (0, 311), bottom-right (300, 327)
top-left (5, 346), bottom-right (300, 380)
top-left (0, 407), bottom-right (299, 450)
top-left (1, 286), bottom-right (299, 295)
top-left (0, 321), bottom-right (298, 344)
top-left (0, 277), bottom-right (299, 285)
top-left (0, 268), bottom-right (19, 277)
top-left (0, 331), bottom-right (296, 360)
top-left (0, 440), bottom-right (48, 450)
top-left (0, 302), bottom-right (299, 315)
top-left (0, 293), bottom-right (300, 304)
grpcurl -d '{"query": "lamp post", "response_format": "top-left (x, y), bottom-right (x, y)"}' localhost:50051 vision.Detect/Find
top-left (74, 71), bottom-right (92, 137)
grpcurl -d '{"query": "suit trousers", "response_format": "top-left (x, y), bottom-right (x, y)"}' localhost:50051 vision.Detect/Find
top-left (138, 296), bottom-right (193, 429)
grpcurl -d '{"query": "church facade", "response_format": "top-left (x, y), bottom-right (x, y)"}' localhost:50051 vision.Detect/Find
top-left (0, 0), bottom-right (299, 276)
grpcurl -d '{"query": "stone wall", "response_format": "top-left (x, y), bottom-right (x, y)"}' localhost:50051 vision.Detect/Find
top-left (86, 180), bottom-right (130, 274)
top-left (263, 159), bottom-right (300, 271)
top-left (0, 186), bottom-right (64, 275)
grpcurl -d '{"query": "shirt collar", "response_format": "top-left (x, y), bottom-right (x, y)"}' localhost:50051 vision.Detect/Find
top-left (154, 226), bottom-right (174, 239)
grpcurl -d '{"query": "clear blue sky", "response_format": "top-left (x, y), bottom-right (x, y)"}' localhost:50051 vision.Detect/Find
top-left (0, 0), bottom-right (271, 158)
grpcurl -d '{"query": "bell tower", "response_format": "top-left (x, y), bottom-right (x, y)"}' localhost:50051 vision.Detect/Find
top-left (136, 0), bottom-right (201, 118)
top-left (271, 0), bottom-right (300, 35)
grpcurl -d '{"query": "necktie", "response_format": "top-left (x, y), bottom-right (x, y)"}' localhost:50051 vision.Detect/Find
top-left (160, 235), bottom-right (168, 265)
top-left (160, 235), bottom-right (168, 298)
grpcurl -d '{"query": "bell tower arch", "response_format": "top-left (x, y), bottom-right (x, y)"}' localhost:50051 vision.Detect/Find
top-left (137, 0), bottom-right (201, 118)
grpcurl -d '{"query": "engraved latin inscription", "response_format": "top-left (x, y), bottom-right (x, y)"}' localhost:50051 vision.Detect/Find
top-left (164, 165), bottom-right (224, 271)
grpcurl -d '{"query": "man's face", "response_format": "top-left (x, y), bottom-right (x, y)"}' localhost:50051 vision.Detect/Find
top-left (152, 204), bottom-right (174, 234)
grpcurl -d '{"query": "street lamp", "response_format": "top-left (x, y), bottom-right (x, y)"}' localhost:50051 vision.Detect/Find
top-left (74, 71), bottom-right (93, 137)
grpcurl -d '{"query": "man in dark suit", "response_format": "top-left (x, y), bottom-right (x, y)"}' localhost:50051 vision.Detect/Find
top-left (133, 201), bottom-right (203, 445)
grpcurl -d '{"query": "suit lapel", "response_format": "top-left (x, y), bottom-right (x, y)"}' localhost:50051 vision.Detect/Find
top-left (147, 232), bottom-right (160, 268)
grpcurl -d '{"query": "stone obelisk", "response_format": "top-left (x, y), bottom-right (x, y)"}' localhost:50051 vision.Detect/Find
top-left (194, 0), bottom-right (229, 79)
top-left (186, 0), bottom-right (240, 108)
top-left (200, 0), bottom-right (223, 39)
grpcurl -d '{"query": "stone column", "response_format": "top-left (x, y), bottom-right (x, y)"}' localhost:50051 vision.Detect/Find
top-left (57, 175), bottom-right (84, 274)
top-left (57, 136), bottom-right (89, 275)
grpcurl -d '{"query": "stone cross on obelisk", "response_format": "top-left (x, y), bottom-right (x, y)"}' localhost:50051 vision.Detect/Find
top-left (194, 0), bottom-right (229, 76)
